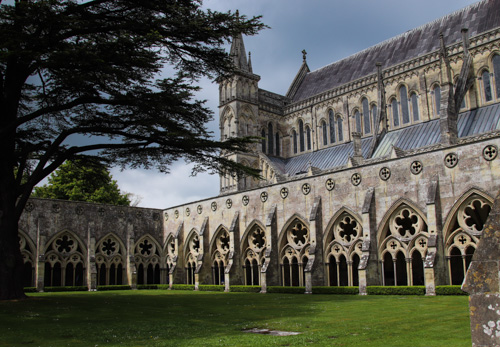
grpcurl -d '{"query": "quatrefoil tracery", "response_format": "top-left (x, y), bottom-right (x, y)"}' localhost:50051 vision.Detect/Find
top-left (287, 221), bottom-right (309, 249)
top-left (389, 207), bottom-right (424, 240)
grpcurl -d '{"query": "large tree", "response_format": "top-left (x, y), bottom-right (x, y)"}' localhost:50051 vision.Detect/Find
top-left (32, 159), bottom-right (131, 206)
top-left (0, 0), bottom-right (264, 300)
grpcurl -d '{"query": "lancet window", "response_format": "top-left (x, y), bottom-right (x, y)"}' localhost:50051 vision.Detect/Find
top-left (134, 236), bottom-right (161, 285)
top-left (268, 123), bottom-right (274, 155)
top-left (242, 224), bottom-right (267, 286)
top-left (44, 231), bottom-right (85, 287)
top-left (185, 231), bottom-right (201, 285)
top-left (280, 218), bottom-right (310, 287)
top-left (329, 110), bottom-right (336, 143)
top-left (211, 228), bottom-right (230, 285)
top-left (96, 234), bottom-right (125, 286)
top-left (379, 204), bottom-right (428, 286)
top-left (444, 194), bottom-right (492, 285)
top-left (324, 211), bottom-right (363, 287)
top-left (362, 98), bottom-right (371, 134)
top-left (432, 84), bottom-right (441, 118)
top-left (299, 119), bottom-right (305, 152)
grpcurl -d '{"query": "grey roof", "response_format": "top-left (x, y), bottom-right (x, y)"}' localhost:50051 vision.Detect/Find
top-left (291, 0), bottom-right (500, 102)
top-left (271, 102), bottom-right (500, 176)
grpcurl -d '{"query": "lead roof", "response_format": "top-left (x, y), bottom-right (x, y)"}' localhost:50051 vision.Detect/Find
top-left (290, 0), bottom-right (500, 102)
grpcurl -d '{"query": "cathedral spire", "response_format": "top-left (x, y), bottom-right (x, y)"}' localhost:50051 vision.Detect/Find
top-left (229, 13), bottom-right (249, 72)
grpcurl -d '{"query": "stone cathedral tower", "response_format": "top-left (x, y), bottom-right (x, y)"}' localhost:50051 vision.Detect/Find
top-left (218, 32), bottom-right (261, 193)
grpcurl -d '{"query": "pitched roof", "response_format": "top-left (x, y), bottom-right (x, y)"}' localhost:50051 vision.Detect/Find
top-left (269, 102), bottom-right (500, 176)
top-left (291, 0), bottom-right (500, 102)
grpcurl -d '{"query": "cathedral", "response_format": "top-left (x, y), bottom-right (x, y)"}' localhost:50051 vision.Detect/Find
top-left (19, 0), bottom-right (500, 295)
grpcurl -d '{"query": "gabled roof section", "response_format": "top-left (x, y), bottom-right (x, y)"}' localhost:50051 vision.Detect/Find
top-left (286, 60), bottom-right (310, 99)
top-left (292, 0), bottom-right (500, 102)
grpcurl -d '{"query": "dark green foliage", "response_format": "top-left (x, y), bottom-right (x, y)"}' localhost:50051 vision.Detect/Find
top-left (43, 286), bottom-right (88, 292)
top-left (267, 286), bottom-right (306, 294)
top-left (137, 284), bottom-right (169, 290)
top-left (171, 284), bottom-right (195, 291)
top-left (23, 287), bottom-right (36, 293)
top-left (436, 285), bottom-right (468, 295)
top-left (198, 285), bottom-right (225, 292)
top-left (0, 0), bottom-right (265, 300)
top-left (229, 285), bottom-right (261, 293)
top-left (312, 286), bottom-right (359, 294)
top-left (97, 285), bottom-right (132, 291)
top-left (33, 160), bottom-right (130, 205)
top-left (366, 286), bottom-right (426, 295)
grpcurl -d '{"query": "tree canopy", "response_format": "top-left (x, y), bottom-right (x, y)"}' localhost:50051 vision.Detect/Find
top-left (0, 0), bottom-right (265, 300)
top-left (32, 160), bottom-right (131, 206)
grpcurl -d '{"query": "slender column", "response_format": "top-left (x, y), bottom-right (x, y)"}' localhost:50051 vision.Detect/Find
top-left (393, 260), bottom-right (397, 286)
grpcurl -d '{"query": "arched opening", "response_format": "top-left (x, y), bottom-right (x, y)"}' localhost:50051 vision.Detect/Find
top-left (245, 259), bottom-right (252, 285)
top-left (283, 258), bottom-right (291, 286)
top-left (252, 259), bottom-right (259, 285)
top-left (306, 126), bottom-right (311, 150)
top-left (494, 54), bottom-right (500, 100)
top-left (213, 262), bottom-right (220, 285)
top-left (329, 255), bottom-right (338, 286)
top-left (154, 264), bottom-right (160, 284)
top-left (339, 254), bottom-right (348, 286)
top-left (299, 120), bottom-right (305, 152)
top-left (400, 86), bottom-right (410, 124)
top-left (482, 70), bottom-right (493, 102)
top-left (98, 263), bottom-right (106, 285)
top-left (433, 85), bottom-right (441, 117)
top-left (44, 262), bottom-right (52, 287)
top-left (292, 130), bottom-right (297, 154)
top-left (302, 256), bottom-right (308, 287)
top-left (383, 253), bottom-right (395, 286)
top-left (268, 123), bottom-right (274, 155)
top-left (352, 254), bottom-right (360, 286)
top-left (75, 263), bottom-right (83, 286)
top-left (355, 110), bottom-right (361, 133)
top-left (322, 120), bottom-right (328, 145)
top-left (362, 98), bottom-right (370, 134)
top-left (65, 263), bottom-right (74, 286)
top-left (329, 110), bottom-right (335, 143)
top-left (109, 264), bottom-right (116, 285)
top-left (450, 247), bottom-right (464, 285)
top-left (117, 264), bottom-right (123, 285)
top-left (138, 264), bottom-right (145, 285)
top-left (391, 98), bottom-right (399, 127)
top-left (53, 263), bottom-right (62, 287)
top-left (411, 250), bottom-right (424, 286)
top-left (291, 257), bottom-right (299, 286)
top-left (465, 246), bottom-right (475, 273)
top-left (395, 251), bottom-right (407, 286)
top-left (275, 132), bottom-right (280, 156)
top-left (337, 116), bottom-right (344, 142)
top-left (410, 93), bottom-right (419, 121)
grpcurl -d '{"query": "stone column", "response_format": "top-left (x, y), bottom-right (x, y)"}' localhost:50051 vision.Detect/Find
top-left (36, 234), bottom-right (46, 292)
top-left (463, 191), bottom-right (500, 346)
top-left (87, 236), bottom-right (97, 291)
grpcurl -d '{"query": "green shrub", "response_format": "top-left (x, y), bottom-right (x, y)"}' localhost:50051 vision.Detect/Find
top-left (44, 286), bottom-right (88, 292)
top-left (230, 285), bottom-right (261, 293)
top-left (137, 285), bottom-right (158, 290)
top-left (435, 285), bottom-right (468, 295)
top-left (367, 286), bottom-right (425, 295)
top-left (24, 287), bottom-right (37, 293)
top-left (171, 284), bottom-right (195, 291)
top-left (267, 286), bottom-right (305, 294)
top-left (198, 285), bottom-right (225, 292)
top-left (97, 285), bottom-right (131, 291)
top-left (312, 286), bottom-right (359, 294)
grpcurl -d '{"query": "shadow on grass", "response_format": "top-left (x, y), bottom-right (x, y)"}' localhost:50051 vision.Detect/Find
top-left (0, 290), bottom-right (471, 347)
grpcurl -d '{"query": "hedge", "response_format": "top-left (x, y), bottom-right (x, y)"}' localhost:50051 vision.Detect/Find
top-left (43, 286), bottom-right (88, 292)
top-left (198, 285), bottom-right (225, 292)
top-left (313, 286), bottom-right (359, 295)
top-left (267, 286), bottom-right (306, 294)
top-left (230, 285), bottom-right (262, 293)
top-left (366, 286), bottom-right (426, 295)
top-left (435, 285), bottom-right (468, 295)
top-left (137, 284), bottom-right (170, 290)
top-left (97, 285), bottom-right (132, 291)
top-left (171, 284), bottom-right (195, 291)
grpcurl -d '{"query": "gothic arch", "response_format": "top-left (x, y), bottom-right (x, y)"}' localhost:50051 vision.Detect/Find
top-left (278, 214), bottom-right (309, 247)
top-left (210, 226), bottom-right (230, 285)
top-left (18, 230), bottom-right (36, 287)
top-left (96, 233), bottom-right (126, 286)
top-left (44, 229), bottom-right (87, 287)
top-left (134, 234), bottom-right (162, 285)
top-left (184, 228), bottom-right (200, 284)
top-left (442, 188), bottom-right (493, 285)
top-left (240, 220), bottom-right (266, 285)
top-left (279, 215), bottom-right (310, 287)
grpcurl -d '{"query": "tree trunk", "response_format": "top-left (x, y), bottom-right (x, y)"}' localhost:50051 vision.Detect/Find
top-left (0, 175), bottom-right (26, 300)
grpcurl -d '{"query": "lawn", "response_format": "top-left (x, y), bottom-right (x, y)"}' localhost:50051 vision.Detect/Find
top-left (0, 290), bottom-right (470, 346)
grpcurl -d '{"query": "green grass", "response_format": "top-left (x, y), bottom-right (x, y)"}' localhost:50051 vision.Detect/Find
top-left (0, 290), bottom-right (470, 346)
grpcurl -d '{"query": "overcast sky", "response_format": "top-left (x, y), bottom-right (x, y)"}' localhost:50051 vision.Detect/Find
top-left (110, 0), bottom-right (480, 209)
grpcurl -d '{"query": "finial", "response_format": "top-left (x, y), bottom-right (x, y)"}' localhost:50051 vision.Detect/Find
top-left (235, 10), bottom-right (239, 21)
top-left (302, 49), bottom-right (307, 62)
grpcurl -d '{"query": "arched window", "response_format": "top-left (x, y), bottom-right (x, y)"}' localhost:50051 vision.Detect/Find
top-left (370, 104), bottom-right (377, 131)
top-left (268, 123), bottom-right (274, 155)
top-left (337, 116), bottom-right (343, 142)
top-left (493, 54), bottom-right (500, 100)
top-left (275, 132), bottom-right (280, 156)
top-left (354, 110), bottom-right (362, 133)
top-left (482, 70), bottom-right (493, 102)
top-left (299, 119), bottom-right (305, 152)
top-left (362, 98), bottom-right (371, 134)
top-left (321, 120), bottom-right (327, 146)
top-left (391, 98), bottom-right (399, 127)
top-left (329, 110), bottom-right (335, 143)
top-left (306, 125), bottom-right (311, 150)
top-left (261, 129), bottom-right (266, 153)
top-left (292, 130), bottom-right (297, 154)
top-left (432, 84), bottom-right (441, 117)
top-left (400, 86), bottom-right (410, 124)
top-left (410, 93), bottom-right (419, 121)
